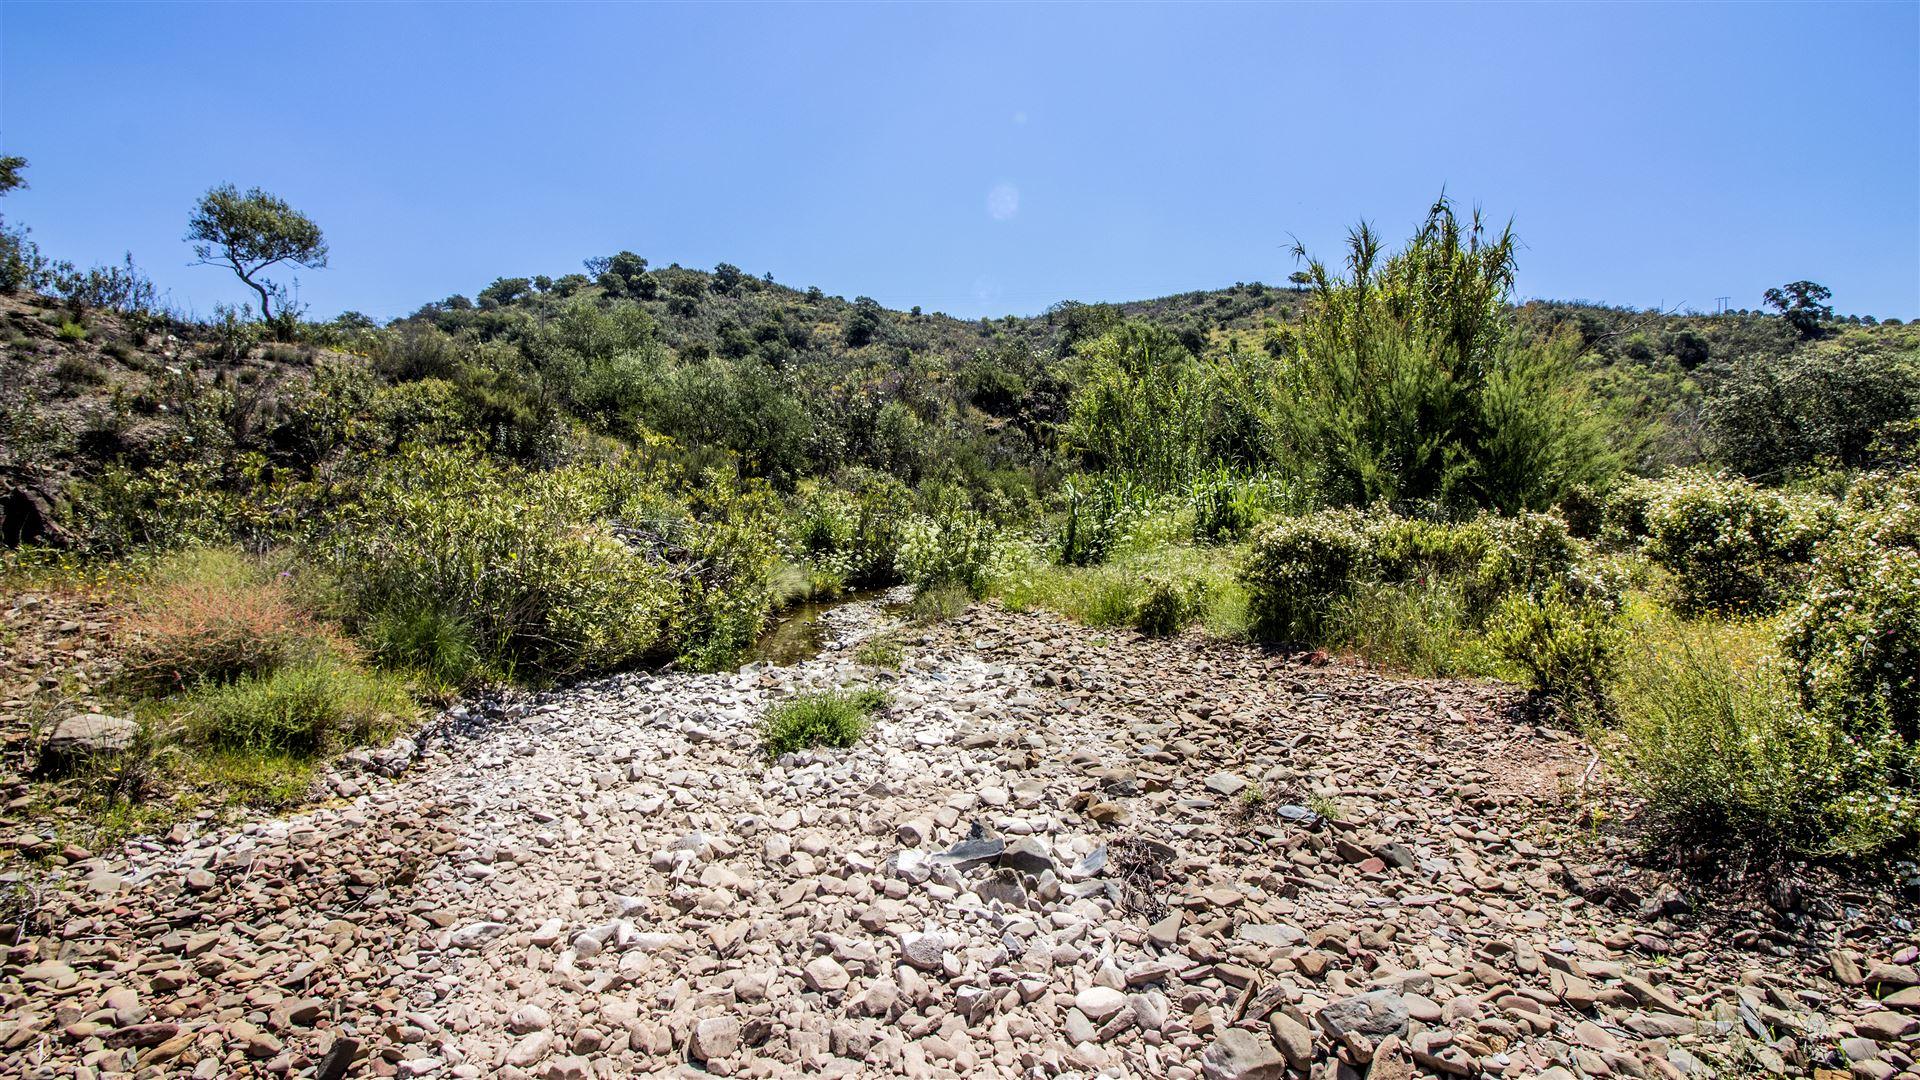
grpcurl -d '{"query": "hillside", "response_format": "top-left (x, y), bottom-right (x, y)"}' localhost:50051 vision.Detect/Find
top-left (4, 217), bottom-right (1920, 1080)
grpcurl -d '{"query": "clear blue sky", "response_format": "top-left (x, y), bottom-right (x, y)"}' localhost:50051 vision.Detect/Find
top-left (3, 2), bottom-right (1916, 322)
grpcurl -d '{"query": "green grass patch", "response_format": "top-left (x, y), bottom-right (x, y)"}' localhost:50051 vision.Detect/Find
top-left (852, 633), bottom-right (904, 669)
top-left (1324, 580), bottom-right (1496, 678)
top-left (363, 605), bottom-right (488, 690)
top-left (991, 533), bottom-right (1247, 639)
top-left (907, 581), bottom-right (972, 623)
top-left (174, 655), bottom-right (416, 757)
top-left (759, 687), bottom-right (887, 757)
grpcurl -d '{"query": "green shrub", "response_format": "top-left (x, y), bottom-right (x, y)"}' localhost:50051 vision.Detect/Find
top-left (364, 606), bottom-right (485, 688)
top-left (1471, 511), bottom-right (1586, 609)
top-left (664, 504), bottom-right (784, 672)
top-left (791, 471), bottom-right (912, 587)
top-left (178, 655), bottom-right (415, 757)
top-left (1781, 482), bottom-right (1920, 744)
top-left (1366, 514), bottom-right (1490, 583)
top-left (207, 304), bottom-right (259, 362)
top-left (1131, 575), bottom-right (1201, 636)
top-left (1600, 475), bottom-right (1662, 545)
top-left (1704, 339), bottom-right (1920, 477)
top-left (898, 508), bottom-right (995, 595)
top-left (52, 355), bottom-right (105, 388)
top-left (56, 320), bottom-right (87, 342)
top-left (1487, 584), bottom-right (1620, 719)
top-left (1635, 470), bottom-right (1830, 614)
top-left (759, 687), bottom-right (886, 757)
top-left (326, 448), bottom-right (676, 678)
top-left (1613, 622), bottom-right (1917, 856)
top-left (1557, 483), bottom-right (1605, 539)
top-left (1242, 510), bottom-right (1372, 639)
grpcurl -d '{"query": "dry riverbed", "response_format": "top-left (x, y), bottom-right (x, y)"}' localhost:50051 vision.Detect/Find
top-left (2, 598), bottom-right (1917, 1079)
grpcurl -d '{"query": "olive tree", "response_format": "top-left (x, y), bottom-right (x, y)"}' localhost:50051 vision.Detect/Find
top-left (187, 184), bottom-right (327, 332)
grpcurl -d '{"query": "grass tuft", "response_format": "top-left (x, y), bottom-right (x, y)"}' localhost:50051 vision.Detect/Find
top-left (759, 687), bottom-right (886, 757)
top-left (907, 581), bottom-right (972, 624)
top-left (852, 633), bottom-right (904, 669)
top-left (117, 547), bottom-right (337, 695)
top-left (175, 654), bottom-right (415, 757)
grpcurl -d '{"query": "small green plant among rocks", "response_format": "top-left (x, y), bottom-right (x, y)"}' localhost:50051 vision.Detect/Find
top-left (907, 581), bottom-right (971, 624)
top-left (852, 633), bottom-right (904, 669)
top-left (759, 687), bottom-right (887, 757)
top-left (1306, 794), bottom-right (1345, 823)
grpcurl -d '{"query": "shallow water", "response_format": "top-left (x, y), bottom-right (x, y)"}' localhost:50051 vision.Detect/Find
top-left (743, 591), bottom-right (883, 667)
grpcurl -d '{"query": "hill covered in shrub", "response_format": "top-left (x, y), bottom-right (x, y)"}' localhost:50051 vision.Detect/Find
top-left (3, 191), bottom-right (1916, 863)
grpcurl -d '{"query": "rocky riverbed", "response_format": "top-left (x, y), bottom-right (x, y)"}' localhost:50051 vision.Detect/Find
top-left (2, 597), bottom-right (1917, 1079)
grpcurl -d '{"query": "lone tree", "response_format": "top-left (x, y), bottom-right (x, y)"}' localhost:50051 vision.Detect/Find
top-left (187, 184), bottom-right (327, 330)
top-left (1762, 280), bottom-right (1832, 339)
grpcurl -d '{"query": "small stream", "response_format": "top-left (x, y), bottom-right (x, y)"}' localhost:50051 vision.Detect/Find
top-left (742, 589), bottom-right (901, 667)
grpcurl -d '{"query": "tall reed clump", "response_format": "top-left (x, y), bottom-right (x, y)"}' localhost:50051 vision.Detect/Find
top-left (1278, 196), bottom-right (1615, 516)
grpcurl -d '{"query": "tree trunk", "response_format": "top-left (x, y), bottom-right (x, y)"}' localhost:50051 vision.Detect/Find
top-left (245, 275), bottom-right (273, 322)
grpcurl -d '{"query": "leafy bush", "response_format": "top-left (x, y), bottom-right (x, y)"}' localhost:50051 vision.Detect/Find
top-left (667, 510), bottom-right (784, 672)
top-left (118, 548), bottom-right (333, 695)
top-left (1061, 322), bottom-right (1212, 486)
top-left (1634, 470), bottom-right (1830, 614)
top-left (1704, 339), bottom-right (1919, 477)
top-left (1781, 481), bottom-right (1920, 744)
top-left (1613, 621), bottom-right (1916, 857)
top-left (1132, 575), bottom-right (1202, 636)
top-left (759, 687), bottom-right (886, 757)
top-left (1242, 510), bottom-right (1373, 639)
top-left (1471, 512), bottom-right (1587, 609)
top-left (178, 654), bottom-right (415, 757)
top-left (791, 471), bottom-right (912, 587)
top-left (898, 507), bottom-right (996, 595)
top-left (325, 449), bottom-right (677, 678)
top-left (71, 459), bottom-right (270, 554)
top-left (1487, 584), bottom-right (1620, 719)
top-left (1600, 475), bottom-right (1662, 544)
top-left (1364, 514), bottom-right (1490, 584)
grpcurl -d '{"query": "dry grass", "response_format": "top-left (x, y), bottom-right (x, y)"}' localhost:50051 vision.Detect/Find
top-left (116, 549), bottom-right (335, 695)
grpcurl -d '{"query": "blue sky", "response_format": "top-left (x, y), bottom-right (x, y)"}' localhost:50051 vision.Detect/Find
top-left (3, 2), bottom-right (1915, 322)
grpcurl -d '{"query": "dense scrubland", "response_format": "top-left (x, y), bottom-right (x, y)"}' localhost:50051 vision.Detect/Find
top-left (2, 169), bottom-right (1916, 872)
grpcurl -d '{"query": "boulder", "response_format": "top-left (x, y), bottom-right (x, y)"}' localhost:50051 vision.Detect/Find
top-left (40, 713), bottom-right (136, 770)
top-left (1202, 1027), bottom-right (1288, 1080)
top-left (1318, 990), bottom-right (1410, 1041)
